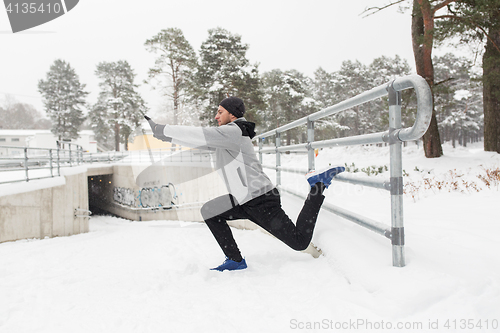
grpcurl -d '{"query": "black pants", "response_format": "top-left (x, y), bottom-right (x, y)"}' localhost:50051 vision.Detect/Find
top-left (201, 184), bottom-right (325, 262)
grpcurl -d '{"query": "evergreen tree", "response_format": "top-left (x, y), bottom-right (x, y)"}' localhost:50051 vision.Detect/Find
top-left (144, 28), bottom-right (197, 125)
top-left (368, 55), bottom-right (414, 131)
top-left (364, 1), bottom-right (455, 157)
top-left (90, 61), bottom-right (147, 151)
top-left (38, 59), bottom-right (88, 142)
top-left (261, 69), bottom-right (318, 144)
top-left (88, 102), bottom-right (114, 150)
top-left (313, 67), bottom-right (338, 109)
top-left (310, 56), bottom-right (412, 140)
top-left (433, 53), bottom-right (483, 147)
top-left (191, 27), bottom-right (265, 125)
top-left (410, 0), bottom-right (456, 157)
top-left (334, 60), bottom-right (374, 136)
top-left (434, 0), bottom-right (500, 153)
top-left (312, 67), bottom-right (347, 139)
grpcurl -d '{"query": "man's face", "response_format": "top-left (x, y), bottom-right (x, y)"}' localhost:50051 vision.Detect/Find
top-left (215, 105), bottom-right (235, 126)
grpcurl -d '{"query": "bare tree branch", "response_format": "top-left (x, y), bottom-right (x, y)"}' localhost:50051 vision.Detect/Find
top-left (434, 77), bottom-right (456, 87)
top-left (432, 0), bottom-right (456, 14)
top-left (361, 0), bottom-right (406, 18)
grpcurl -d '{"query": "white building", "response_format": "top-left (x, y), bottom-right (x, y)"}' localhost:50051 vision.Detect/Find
top-left (0, 129), bottom-right (97, 155)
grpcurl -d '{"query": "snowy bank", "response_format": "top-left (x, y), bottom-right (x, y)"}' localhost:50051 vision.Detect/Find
top-left (0, 142), bottom-right (499, 333)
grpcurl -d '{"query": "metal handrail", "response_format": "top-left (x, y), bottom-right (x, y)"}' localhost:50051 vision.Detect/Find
top-left (0, 145), bottom-right (215, 185)
top-left (254, 74), bottom-right (433, 267)
top-left (0, 144), bottom-right (84, 184)
top-left (256, 75), bottom-right (432, 142)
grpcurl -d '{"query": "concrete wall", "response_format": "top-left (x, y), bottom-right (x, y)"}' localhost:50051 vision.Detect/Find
top-left (85, 163), bottom-right (321, 257)
top-left (88, 163), bottom-right (229, 222)
top-left (0, 168), bottom-right (89, 243)
top-left (0, 163), bottom-right (320, 257)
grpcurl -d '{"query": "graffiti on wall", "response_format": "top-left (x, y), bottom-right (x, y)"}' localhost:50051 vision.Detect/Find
top-left (139, 184), bottom-right (177, 209)
top-left (113, 187), bottom-right (136, 206)
top-left (113, 184), bottom-right (177, 209)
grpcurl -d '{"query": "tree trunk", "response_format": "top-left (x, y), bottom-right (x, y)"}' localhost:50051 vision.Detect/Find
top-left (483, 16), bottom-right (500, 153)
top-left (171, 59), bottom-right (179, 126)
top-left (412, 0), bottom-right (443, 158)
top-left (115, 122), bottom-right (120, 152)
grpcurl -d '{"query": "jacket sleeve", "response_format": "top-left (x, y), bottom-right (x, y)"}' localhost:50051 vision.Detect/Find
top-left (162, 123), bottom-right (242, 151)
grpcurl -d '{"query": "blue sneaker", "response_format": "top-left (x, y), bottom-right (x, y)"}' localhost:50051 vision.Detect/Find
top-left (306, 166), bottom-right (345, 188)
top-left (210, 258), bottom-right (247, 272)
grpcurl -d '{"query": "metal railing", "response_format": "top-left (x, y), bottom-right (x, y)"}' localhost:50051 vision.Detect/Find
top-left (0, 142), bottom-right (84, 184)
top-left (254, 74), bottom-right (433, 267)
top-left (0, 144), bottom-right (214, 185)
top-left (81, 147), bottom-right (213, 165)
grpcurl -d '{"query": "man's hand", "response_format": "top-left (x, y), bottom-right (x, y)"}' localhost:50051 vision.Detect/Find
top-left (144, 115), bottom-right (171, 142)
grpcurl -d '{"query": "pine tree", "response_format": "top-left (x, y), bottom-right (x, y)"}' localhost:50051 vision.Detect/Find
top-left (368, 55), bottom-right (414, 131)
top-left (312, 67), bottom-right (348, 139)
top-left (90, 61), bottom-right (148, 151)
top-left (434, 0), bottom-right (500, 153)
top-left (261, 69), bottom-right (318, 144)
top-left (144, 28), bottom-right (197, 125)
top-left (335, 60), bottom-right (374, 136)
top-left (38, 59), bottom-right (88, 142)
top-left (364, 1), bottom-right (454, 157)
top-left (191, 27), bottom-right (265, 125)
top-left (310, 56), bottom-right (412, 140)
top-left (433, 53), bottom-right (483, 147)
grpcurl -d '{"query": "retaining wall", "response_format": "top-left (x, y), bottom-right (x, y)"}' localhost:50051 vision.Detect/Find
top-left (88, 163), bottom-right (228, 222)
top-left (0, 163), bottom-right (320, 257)
top-left (0, 167), bottom-right (89, 243)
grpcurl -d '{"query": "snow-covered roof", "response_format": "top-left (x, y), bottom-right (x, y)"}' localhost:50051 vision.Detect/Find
top-left (0, 129), bottom-right (51, 136)
top-left (0, 129), bottom-right (94, 136)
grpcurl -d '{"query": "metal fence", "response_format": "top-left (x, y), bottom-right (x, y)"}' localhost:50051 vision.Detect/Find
top-left (0, 142), bottom-right (84, 184)
top-left (81, 147), bottom-right (213, 165)
top-left (0, 143), bottom-right (213, 185)
top-left (254, 74), bottom-right (433, 267)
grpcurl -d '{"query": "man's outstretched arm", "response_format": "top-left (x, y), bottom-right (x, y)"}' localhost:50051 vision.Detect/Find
top-left (144, 115), bottom-right (242, 151)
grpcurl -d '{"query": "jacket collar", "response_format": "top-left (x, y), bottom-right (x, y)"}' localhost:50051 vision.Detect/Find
top-left (232, 118), bottom-right (256, 139)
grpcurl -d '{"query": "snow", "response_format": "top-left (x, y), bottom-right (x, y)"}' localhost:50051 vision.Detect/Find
top-left (454, 89), bottom-right (472, 101)
top-left (1, 142), bottom-right (499, 332)
top-left (0, 175), bottom-right (65, 197)
top-left (0, 166), bottom-right (89, 197)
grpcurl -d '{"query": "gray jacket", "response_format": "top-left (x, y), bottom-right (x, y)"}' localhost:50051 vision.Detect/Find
top-left (161, 118), bottom-right (275, 204)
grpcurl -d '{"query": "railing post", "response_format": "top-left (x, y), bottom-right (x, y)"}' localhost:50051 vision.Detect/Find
top-left (275, 132), bottom-right (281, 186)
top-left (307, 118), bottom-right (315, 172)
top-left (258, 137), bottom-right (263, 164)
top-left (57, 143), bottom-right (61, 176)
top-left (24, 147), bottom-right (29, 182)
top-left (388, 86), bottom-right (405, 267)
top-left (69, 144), bottom-right (72, 167)
top-left (49, 149), bottom-right (53, 177)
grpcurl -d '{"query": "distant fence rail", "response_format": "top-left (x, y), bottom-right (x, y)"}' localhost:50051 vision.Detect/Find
top-left (0, 142), bottom-right (84, 185)
top-left (0, 144), bottom-right (212, 185)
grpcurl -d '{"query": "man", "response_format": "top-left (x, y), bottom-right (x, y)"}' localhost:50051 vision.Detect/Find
top-left (146, 97), bottom-right (344, 271)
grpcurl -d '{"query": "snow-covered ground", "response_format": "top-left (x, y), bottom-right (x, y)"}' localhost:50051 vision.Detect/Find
top-left (1, 142), bottom-right (499, 332)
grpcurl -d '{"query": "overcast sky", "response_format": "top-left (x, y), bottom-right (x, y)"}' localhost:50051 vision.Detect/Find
top-left (1, 0), bottom-right (422, 115)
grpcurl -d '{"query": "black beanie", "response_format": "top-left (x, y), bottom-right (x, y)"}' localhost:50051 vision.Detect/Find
top-left (219, 97), bottom-right (245, 118)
